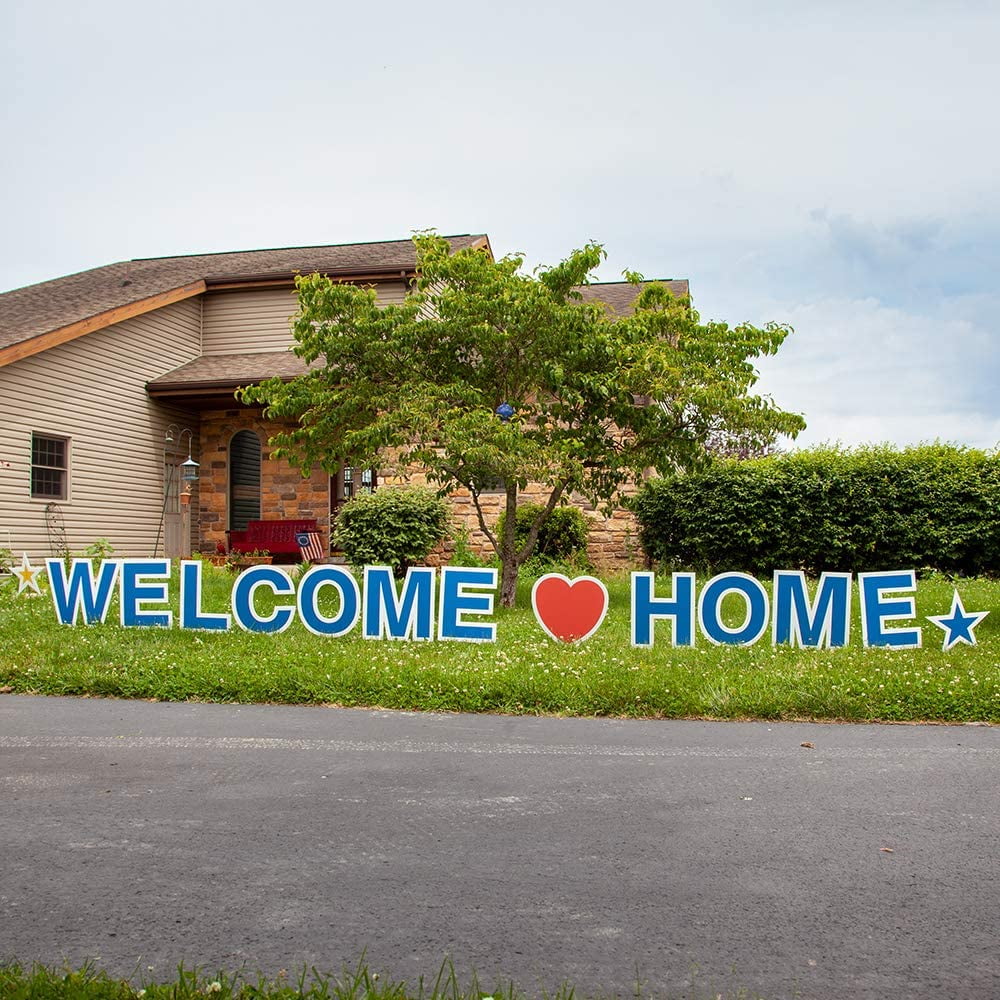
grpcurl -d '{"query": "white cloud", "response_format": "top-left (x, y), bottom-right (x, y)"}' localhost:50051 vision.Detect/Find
top-left (753, 294), bottom-right (1000, 449)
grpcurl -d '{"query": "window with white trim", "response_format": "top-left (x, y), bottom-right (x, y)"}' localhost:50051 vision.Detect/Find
top-left (30, 433), bottom-right (69, 500)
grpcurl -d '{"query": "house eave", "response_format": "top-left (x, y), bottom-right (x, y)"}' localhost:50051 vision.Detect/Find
top-left (146, 372), bottom-right (305, 411)
top-left (147, 375), bottom-right (297, 396)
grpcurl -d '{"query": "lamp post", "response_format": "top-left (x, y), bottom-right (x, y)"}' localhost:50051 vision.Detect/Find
top-left (154, 425), bottom-right (200, 556)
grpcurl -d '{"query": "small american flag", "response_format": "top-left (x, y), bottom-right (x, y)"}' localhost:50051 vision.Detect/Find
top-left (296, 531), bottom-right (326, 563)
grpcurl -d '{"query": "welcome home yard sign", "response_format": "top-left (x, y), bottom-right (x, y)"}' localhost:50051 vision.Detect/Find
top-left (13, 555), bottom-right (989, 652)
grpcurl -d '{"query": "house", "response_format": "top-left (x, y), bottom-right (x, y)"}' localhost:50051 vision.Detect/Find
top-left (0, 236), bottom-right (688, 566)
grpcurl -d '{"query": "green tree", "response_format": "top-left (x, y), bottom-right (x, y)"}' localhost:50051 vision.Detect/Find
top-left (240, 233), bottom-right (805, 606)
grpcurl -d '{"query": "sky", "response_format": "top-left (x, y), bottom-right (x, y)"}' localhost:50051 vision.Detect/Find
top-left (3, 0), bottom-right (998, 449)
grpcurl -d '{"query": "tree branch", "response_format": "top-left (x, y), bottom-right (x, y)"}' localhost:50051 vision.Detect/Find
top-left (441, 462), bottom-right (499, 552)
top-left (468, 488), bottom-right (499, 554)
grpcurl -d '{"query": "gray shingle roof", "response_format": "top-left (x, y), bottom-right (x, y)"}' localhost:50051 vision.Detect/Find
top-left (0, 235), bottom-right (488, 353)
top-left (577, 279), bottom-right (689, 315)
top-left (147, 351), bottom-right (315, 391)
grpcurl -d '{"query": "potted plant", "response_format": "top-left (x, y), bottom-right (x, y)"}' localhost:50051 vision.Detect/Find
top-left (226, 549), bottom-right (274, 572)
top-left (208, 540), bottom-right (229, 568)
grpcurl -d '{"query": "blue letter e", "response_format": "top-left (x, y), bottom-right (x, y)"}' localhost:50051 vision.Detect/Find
top-left (859, 570), bottom-right (921, 649)
top-left (438, 567), bottom-right (497, 642)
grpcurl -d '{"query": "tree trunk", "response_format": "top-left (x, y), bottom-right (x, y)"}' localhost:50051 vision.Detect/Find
top-left (500, 556), bottom-right (519, 608)
top-left (499, 483), bottom-right (519, 608)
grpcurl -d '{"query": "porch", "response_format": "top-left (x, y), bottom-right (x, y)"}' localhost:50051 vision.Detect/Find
top-left (147, 353), bottom-right (374, 560)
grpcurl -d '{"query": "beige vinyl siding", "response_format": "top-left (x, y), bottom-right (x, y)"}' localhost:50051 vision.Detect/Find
top-left (201, 281), bottom-right (408, 355)
top-left (375, 281), bottom-right (407, 306)
top-left (0, 298), bottom-right (202, 561)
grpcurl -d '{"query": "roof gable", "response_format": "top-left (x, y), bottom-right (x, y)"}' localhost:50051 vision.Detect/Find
top-left (576, 279), bottom-right (690, 316)
top-left (148, 277), bottom-right (693, 400)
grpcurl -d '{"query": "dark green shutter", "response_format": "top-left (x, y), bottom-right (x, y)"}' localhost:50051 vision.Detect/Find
top-left (229, 431), bottom-right (261, 531)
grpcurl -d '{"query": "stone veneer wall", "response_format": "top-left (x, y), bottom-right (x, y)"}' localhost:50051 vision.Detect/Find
top-left (384, 469), bottom-right (645, 570)
top-left (197, 408), bottom-right (330, 554)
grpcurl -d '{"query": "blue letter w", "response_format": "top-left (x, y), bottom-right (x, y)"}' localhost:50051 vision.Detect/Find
top-left (46, 559), bottom-right (120, 626)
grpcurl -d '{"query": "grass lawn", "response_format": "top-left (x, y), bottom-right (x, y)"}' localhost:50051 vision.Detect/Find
top-left (1, 563), bottom-right (998, 723)
top-left (0, 960), bottom-right (770, 1000)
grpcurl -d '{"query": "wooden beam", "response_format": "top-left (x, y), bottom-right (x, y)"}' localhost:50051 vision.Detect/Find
top-left (203, 278), bottom-right (299, 291)
top-left (205, 272), bottom-right (416, 291)
top-left (0, 280), bottom-right (207, 369)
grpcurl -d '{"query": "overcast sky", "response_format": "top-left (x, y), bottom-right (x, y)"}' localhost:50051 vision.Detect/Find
top-left (3, 0), bottom-right (998, 449)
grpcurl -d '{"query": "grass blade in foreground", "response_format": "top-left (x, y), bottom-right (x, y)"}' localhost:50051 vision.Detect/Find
top-left (0, 961), bottom-right (770, 1000)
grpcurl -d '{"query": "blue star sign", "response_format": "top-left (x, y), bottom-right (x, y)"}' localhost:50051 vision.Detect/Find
top-left (926, 590), bottom-right (989, 651)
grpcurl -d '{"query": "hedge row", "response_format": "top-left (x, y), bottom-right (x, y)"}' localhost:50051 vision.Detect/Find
top-left (631, 444), bottom-right (1000, 576)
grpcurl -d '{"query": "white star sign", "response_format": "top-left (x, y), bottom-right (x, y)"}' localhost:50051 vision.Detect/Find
top-left (13, 552), bottom-right (44, 595)
top-left (926, 590), bottom-right (989, 651)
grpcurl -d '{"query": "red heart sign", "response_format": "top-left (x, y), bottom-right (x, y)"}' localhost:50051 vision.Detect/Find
top-left (531, 573), bottom-right (610, 643)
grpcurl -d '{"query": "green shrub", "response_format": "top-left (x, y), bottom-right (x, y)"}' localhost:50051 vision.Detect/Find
top-left (333, 487), bottom-right (450, 575)
top-left (83, 537), bottom-right (115, 560)
top-left (632, 443), bottom-right (1000, 576)
top-left (496, 503), bottom-right (589, 562)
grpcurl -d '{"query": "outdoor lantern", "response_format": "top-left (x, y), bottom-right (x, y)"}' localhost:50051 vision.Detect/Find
top-left (496, 402), bottom-right (515, 422)
top-left (180, 456), bottom-right (200, 482)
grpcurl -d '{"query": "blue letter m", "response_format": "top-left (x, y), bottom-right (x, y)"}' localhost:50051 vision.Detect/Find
top-left (773, 571), bottom-right (851, 648)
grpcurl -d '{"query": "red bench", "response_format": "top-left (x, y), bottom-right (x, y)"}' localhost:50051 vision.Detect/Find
top-left (227, 519), bottom-right (321, 560)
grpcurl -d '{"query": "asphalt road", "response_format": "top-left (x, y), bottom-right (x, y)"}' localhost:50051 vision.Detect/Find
top-left (1, 695), bottom-right (998, 999)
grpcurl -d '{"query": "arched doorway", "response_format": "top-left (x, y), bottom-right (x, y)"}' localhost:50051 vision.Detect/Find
top-left (229, 430), bottom-right (262, 531)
